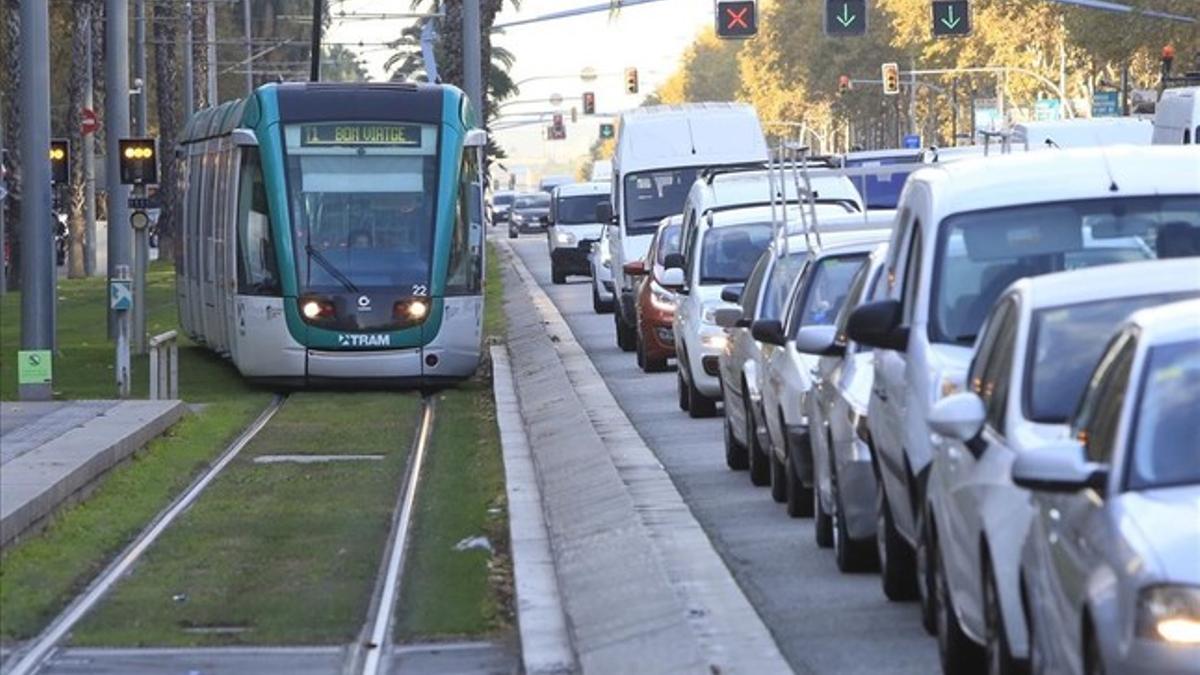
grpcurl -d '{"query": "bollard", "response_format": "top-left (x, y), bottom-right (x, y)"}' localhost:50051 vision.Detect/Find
top-left (148, 330), bottom-right (179, 399)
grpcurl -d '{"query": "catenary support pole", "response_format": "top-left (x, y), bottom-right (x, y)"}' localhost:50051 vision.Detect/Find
top-left (0, 95), bottom-right (6, 297)
top-left (18, 0), bottom-right (55, 400)
top-left (183, 1), bottom-right (195, 117)
top-left (133, 0), bottom-right (148, 354)
top-left (206, 0), bottom-right (217, 103)
top-left (463, 0), bottom-right (484, 117)
top-left (310, 0), bottom-right (323, 81)
top-left (244, 0), bottom-right (254, 95)
top-left (84, 18), bottom-right (97, 277)
top-left (106, 0), bottom-right (132, 340)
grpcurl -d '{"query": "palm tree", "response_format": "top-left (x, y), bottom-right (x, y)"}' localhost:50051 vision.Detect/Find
top-left (153, 0), bottom-right (180, 257)
top-left (66, 0), bottom-right (92, 278)
top-left (2, 0), bottom-right (22, 290)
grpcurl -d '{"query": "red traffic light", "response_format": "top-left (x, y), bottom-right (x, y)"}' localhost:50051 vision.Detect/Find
top-left (1162, 44), bottom-right (1176, 62)
top-left (582, 91), bottom-right (596, 115)
top-left (838, 75), bottom-right (851, 93)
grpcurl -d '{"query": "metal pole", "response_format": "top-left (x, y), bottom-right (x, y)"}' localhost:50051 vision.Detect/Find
top-left (106, 0), bottom-right (132, 340)
top-left (206, 0), bottom-right (218, 103)
top-left (951, 78), bottom-right (959, 147)
top-left (0, 95), bottom-right (6, 297)
top-left (244, 0), bottom-right (254, 94)
top-left (463, 0), bottom-right (484, 117)
top-left (18, 0), bottom-right (55, 400)
top-left (1120, 61), bottom-right (1130, 116)
top-left (84, 21), bottom-right (97, 277)
top-left (183, 1), bottom-right (195, 116)
top-left (133, 0), bottom-right (148, 354)
top-left (309, 0), bottom-right (323, 81)
top-left (909, 59), bottom-right (918, 137)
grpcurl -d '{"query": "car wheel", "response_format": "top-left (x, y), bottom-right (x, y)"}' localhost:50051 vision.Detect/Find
top-left (833, 461), bottom-right (878, 573)
top-left (551, 264), bottom-right (566, 285)
top-left (876, 479), bottom-right (918, 601)
top-left (1084, 629), bottom-right (1105, 675)
top-left (687, 375), bottom-right (717, 419)
top-left (984, 560), bottom-right (1027, 675)
top-left (814, 484), bottom-right (834, 548)
top-left (746, 400), bottom-right (770, 487)
top-left (917, 507), bottom-right (939, 634)
top-left (677, 369), bottom-right (690, 412)
top-left (592, 282), bottom-right (612, 314)
top-left (508, 228), bottom-right (517, 239)
top-left (615, 311), bottom-right (637, 352)
top-left (724, 413), bottom-right (749, 470)
top-left (635, 331), bottom-right (647, 370)
top-left (784, 438), bottom-right (813, 517)
top-left (769, 448), bottom-right (787, 503)
top-left (935, 532), bottom-right (986, 674)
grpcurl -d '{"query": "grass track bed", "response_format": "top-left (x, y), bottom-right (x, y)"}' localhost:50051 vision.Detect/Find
top-left (69, 392), bottom-right (420, 647)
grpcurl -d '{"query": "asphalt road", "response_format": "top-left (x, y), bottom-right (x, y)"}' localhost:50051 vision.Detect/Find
top-left (508, 236), bottom-right (940, 675)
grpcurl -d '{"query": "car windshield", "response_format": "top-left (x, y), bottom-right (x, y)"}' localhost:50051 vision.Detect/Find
top-left (1025, 293), bottom-right (1195, 423)
top-left (843, 156), bottom-right (917, 209)
top-left (791, 254), bottom-right (868, 333)
top-left (515, 194), bottom-right (549, 210)
top-left (699, 223), bottom-right (772, 284)
top-left (931, 196), bottom-right (1198, 345)
top-left (284, 122), bottom-right (439, 291)
top-left (1127, 339), bottom-right (1200, 490)
top-left (623, 167), bottom-right (701, 235)
top-left (494, 193), bottom-right (514, 206)
top-left (760, 251), bottom-right (808, 321)
top-left (655, 223), bottom-right (683, 265)
top-left (557, 194), bottom-right (610, 225)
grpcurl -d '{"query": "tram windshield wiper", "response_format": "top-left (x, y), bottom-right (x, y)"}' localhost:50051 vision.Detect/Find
top-left (305, 243), bottom-right (361, 294)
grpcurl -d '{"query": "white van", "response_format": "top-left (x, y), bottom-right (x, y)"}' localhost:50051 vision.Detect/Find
top-left (602, 103), bottom-right (768, 353)
top-left (1009, 118), bottom-right (1152, 150)
top-left (1152, 86), bottom-right (1200, 144)
top-left (546, 181), bottom-right (611, 284)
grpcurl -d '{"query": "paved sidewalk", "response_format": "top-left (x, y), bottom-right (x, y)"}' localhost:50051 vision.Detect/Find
top-left (1, 399), bottom-right (188, 548)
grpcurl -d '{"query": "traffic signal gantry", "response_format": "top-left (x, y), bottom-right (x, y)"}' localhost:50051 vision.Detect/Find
top-left (716, 0), bottom-right (758, 39)
top-left (881, 62), bottom-right (901, 95)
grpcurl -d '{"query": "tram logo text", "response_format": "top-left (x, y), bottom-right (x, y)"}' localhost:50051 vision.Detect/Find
top-left (338, 334), bottom-right (392, 348)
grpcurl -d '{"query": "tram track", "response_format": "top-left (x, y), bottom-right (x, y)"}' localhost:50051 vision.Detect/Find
top-left (3, 395), bottom-right (288, 675)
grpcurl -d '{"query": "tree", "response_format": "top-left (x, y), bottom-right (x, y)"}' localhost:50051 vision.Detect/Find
top-left (2, 0), bottom-right (21, 290)
top-left (66, 0), bottom-right (92, 278)
top-left (153, 0), bottom-right (180, 258)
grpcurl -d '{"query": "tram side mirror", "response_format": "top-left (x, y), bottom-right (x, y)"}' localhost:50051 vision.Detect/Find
top-left (232, 129), bottom-right (258, 147)
top-left (464, 129), bottom-right (488, 148)
top-left (595, 202), bottom-right (614, 224)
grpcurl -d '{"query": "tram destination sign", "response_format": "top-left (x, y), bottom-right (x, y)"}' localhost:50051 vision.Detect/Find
top-left (301, 123), bottom-right (422, 147)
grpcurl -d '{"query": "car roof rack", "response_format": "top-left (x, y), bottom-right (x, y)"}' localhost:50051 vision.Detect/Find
top-left (699, 162), bottom-right (770, 184)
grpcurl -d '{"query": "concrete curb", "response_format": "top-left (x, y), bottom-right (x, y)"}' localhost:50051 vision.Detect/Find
top-left (498, 240), bottom-right (791, 674)
top-left (0, 400), bottom-right (189, 548)
top-left (491, 346), bottom-right (576, 675)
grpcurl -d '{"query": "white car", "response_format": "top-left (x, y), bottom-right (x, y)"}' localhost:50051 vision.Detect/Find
top-left (1014, 298), bottom-right (1200, 675)
top-left (546, 181), bottom-right (611, 284)
top-left (923, 259), bottom-right (1200, 674)
top-left (794, 242), bottom-right (889, 568)
top-left (754, 231), bottom-right (890, 515)
top-left (589, 225), bottom-right (615, 313)
top-left (846, 145), bottom-right (1200, 606)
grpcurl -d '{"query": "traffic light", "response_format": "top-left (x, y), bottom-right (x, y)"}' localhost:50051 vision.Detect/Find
top-left (838, 75), bottom-right (851, 94)
top-left (49, 139), bottom-right (70, 185)
top-left (931, 0), bottom-right (971, 37)
top-left (715, 0), bottom-right (757, 39)
top-left (571, 107), bottom-right (578, 124)
top-left (625, 67), bottom-right (639, 95)
top-left (118, 137), bottom-right (159, 185)
top-left (583, 91), bottom-right (596, 115)
top-left (599, 123), bottom-right (615, 140)
top-left (881, 62), bottom-right (900, 96)
top-left (824, 0), bottom-right (867, 37)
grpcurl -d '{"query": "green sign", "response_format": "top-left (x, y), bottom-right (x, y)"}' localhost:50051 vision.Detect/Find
top-left (18, 350), bottom-right (52, 385)
top-left (599, 123), bottom-right (615, 140)
top-left (824, 0), bottom-right (867, 37)
top-left (300, 123), bottom-right (422, 147)
top-left (932, 0), bottom-right (971, 37)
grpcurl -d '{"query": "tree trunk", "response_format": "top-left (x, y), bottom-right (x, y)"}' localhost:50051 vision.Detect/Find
top-left (2, 0), bottom-right (21, 290)
top-left (66, 0), bottom-right (90, 278)
top-left (153, 0), bottom-right (180, 258)
top-left (193, 2), bottom-right (209, 109)
top-left (438, 1), bottom-right (465, 89)
top-left (91, 0), bottom-right (107, 223)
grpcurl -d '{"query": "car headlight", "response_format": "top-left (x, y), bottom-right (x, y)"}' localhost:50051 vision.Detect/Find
top-left (556, 231), bottom-right (577, 246)
top-left (701, 333), bottom-right (727, 350)
top-left (512, 213), bottom-right (525, 224)
top-left (1138, 586), bottom-right (1200, 644)
top-left (649, 280), bottom-right (675, 311)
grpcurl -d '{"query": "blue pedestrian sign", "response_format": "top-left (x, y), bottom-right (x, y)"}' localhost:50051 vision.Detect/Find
top-left (110, 279), bottom-right (133, 311)
top-left (902, 134), bottom-right (921, 149)
top-left (1092, 91), bottom-right (1120, 117)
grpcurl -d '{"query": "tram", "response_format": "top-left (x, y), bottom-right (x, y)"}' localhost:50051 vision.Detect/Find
top-left (175, 82), bottom-right (487, 385)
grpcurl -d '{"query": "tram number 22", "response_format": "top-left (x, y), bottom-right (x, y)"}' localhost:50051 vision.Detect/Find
top-left (411, 285), bottom-right (428, 297)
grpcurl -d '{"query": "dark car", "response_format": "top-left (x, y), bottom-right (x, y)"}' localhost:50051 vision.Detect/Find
top-left (507, 192), bottom-right (551, 238)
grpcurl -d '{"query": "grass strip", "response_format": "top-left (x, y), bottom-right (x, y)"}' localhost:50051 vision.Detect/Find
top-left (0, 396), bottom-right (268, 643)
top-left (69, 392), bottom-right (420, 647)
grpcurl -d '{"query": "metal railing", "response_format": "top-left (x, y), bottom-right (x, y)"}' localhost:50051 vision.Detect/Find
top-left (148, 330), bottom-right (179, 400)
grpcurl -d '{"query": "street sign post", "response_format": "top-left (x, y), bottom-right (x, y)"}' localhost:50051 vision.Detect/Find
top-left (1092, 90), bottom-right (1120, 117)
top-left (824, 0), bottom-right (867, 37)
top-left (931, 0), bottom-right (971, 37)
top-left (715, 0), bottom-right (757, 39)
top-left (81, 107), bottom-right (99, 136)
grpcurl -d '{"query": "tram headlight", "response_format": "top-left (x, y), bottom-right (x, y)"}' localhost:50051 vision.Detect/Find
top-left (300, 298), bottom-right (335, 320)
top-left (395, 298), bottom-right (430, 323)
top-left (408, 299), bottom-right (429, 320)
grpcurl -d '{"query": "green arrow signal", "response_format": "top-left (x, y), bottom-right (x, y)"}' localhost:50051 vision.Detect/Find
top-left (940, 5), bottom-right (962, 29)
top-left (836, 3), bottom-right (857, 27)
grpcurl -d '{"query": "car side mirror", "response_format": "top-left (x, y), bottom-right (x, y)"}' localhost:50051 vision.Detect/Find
top-left (847, 299), bottom-right (909, 351)
top-left (713, 307), bottom-right (743, 329)
top-left (928, 392), bottom-right (986, 443)
top-left (1011, 443), bottom-right (1108, 494)
top-left (595, 202), bottom-right (614, 224)
top-left (751, 320), bottom-right (787, 347)
top-left (659, 267), bottom-right (685, 289)
top-left (793, 325), bottom-right (844, 357)
top-left (720, 284), bottom-right (744, 303)
top-left (663, 253), bottom-right (685, 270)
top-left (623, 260), bottom-right (647, 276)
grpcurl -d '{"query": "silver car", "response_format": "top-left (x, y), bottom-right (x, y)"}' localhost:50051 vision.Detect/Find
top-left (924, 258), bottom-right (1200, 675)
top-left (589, 225), bottom-right (615, 314)
top-left (795, 242), bottom-right (889, 571)
top-left (1013, 297), bottom-right (1200, 675)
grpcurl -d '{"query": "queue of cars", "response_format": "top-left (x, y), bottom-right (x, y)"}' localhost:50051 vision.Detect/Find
top-left (507, 99), bottom-right (1199, 675)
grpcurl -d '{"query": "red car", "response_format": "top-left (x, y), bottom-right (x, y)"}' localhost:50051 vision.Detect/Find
top-left (624, 217), bottom-right (683, 373)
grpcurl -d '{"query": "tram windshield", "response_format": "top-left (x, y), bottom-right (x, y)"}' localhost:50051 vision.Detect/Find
top-left (284, 121), bottom-right (440, 292)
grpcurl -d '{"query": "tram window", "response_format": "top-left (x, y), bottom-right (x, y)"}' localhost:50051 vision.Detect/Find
top-left (236, 147), bottom-right (279, 295)
top-left (447, 147), bottom-right (482, 295)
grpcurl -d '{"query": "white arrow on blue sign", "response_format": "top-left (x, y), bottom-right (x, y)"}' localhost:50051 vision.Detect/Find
top-left (110, 280), bottom-right (133, 311)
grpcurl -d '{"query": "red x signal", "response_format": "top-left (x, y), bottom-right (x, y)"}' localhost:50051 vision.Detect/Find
top-left (716, 1), bottom-right (756, 39)
top-left (726, 7), bottom-right (748, 29)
